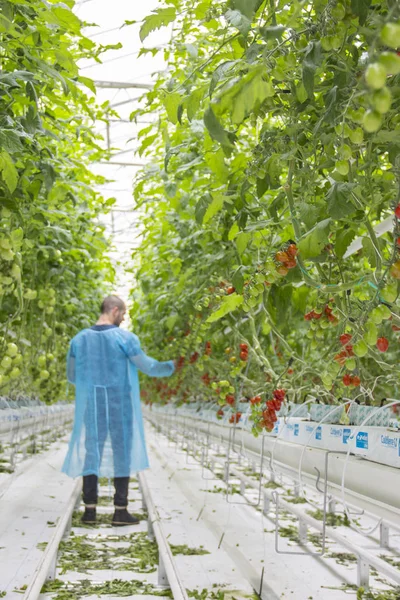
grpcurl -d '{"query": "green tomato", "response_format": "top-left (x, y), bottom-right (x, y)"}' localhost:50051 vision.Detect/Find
top-left (354, 340), bottom-right (368, 357)
top-left (38, 355), bottom-right (47, 368)
top-left (363, 110), bottom-right (382, 133)
top-left (0, 249), bottom-right (14, 261)
top-left (6, 343), bottom-right (18, 357)
top-left (311, 339), bottom-right (318, 349)
top-left (379, 52), bottom-right (400, 75)
top-left (321, 373), bottom-right (333, 388)
top-left (370, 307), bottom-right (383, 324)
top-left (365, 63), bottom-right (387, 90)
top-left (378, 304), bottom-right (392, 320)
top-left (349, 108), bottom-right (365, 124)
top-left (372, 87), bottom-right (392, 114)
top-left (1, 356), bottom-right (12, 370)
top-left (336, 160), bottom-right (349, 175)
top-left (363, 321), bottom-right (378, 345)
top-left (330, 35), bottom-right (342, 50)
top-left (331, 3), bottom-right (346, 20)
top-left (345, 358), bottom-right (356, 371)
top-left (46, 353), bottom-right (55, 361)
top-left (316, 329), bottom-right (325, 339)
top-left (339, 144), bottom-right (352, 160)
top-left (321, 37), bottom-right (332, 52)
top-left (39, 369), bottom-right (50, 380)
top-left (9, 367), bottom-right (20, 379)
top-left (349, 128), bottom-right (364, 144)
top-left (13, 353), bottom-right (23, 366)
top-left (381, 22), bottom-right (400, 49)
top-left (381, 283), bottom-right (397, 303)
top-left (24, 289), bottom-right (38, 300)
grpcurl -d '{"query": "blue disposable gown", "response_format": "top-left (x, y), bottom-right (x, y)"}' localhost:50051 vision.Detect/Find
top-left (62, 326), bottom-right (175, 478)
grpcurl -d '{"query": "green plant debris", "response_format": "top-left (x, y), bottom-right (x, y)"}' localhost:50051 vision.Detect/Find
top-left (327, 552), bottom-right (357, 566)
top-left (41, 578), bottom-right (173, 598)
top-left (264, 481), bottom-right (281, 489)
top-left (279, 525), bottom-right (299, 543)
top-left (284, 495), bottom-right (307, 504)
top-left (0, 592), bottom-right (6, 598)
top-left (58, 532), bottom-right (158, 574)
top-left (380, 555), bottom-right (400, 569)
top-left (170, 544), bottom-right (210, 556)
top-left (36, 542), bottom-right (48, 551)
top-left (71, 510), bottom-right (147, 528)
top-left (307, 509), bottom-right (350, 527)
top-left (200, 485), bottom-right (240, 495)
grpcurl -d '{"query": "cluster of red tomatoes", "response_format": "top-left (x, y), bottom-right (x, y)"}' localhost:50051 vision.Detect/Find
top-left (304, 303), bottom-right (338, 325)
top-left (239, 342), bottom-right (249, 361)
top-left (334, 334), bottom-right (354, 365)
top-left (343, 373), bottom-right (361, 387)
top-left (275, 243), bottom-right (298, 276)
top-left (259, 389), bottom-right (286, 432)
top-left (229, 411), bottom-right (242, 424)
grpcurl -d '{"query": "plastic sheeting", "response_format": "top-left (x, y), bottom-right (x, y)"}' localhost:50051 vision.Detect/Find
top-left (62, 326), bottom-right (175, 478)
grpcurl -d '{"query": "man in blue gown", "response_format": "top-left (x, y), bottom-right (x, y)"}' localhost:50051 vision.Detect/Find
top-left (62, 295), bottom-right (176, 525)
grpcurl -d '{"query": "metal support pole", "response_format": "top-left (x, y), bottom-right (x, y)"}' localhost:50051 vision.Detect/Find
top-left (46, 552), bottom-right (57, 581)
top-left (298, 519), bottom-right (308, 544)
top-left (328, 498), bottom-right (336, 514)
top-left (380, 523), bottom-right (390, 549)
top-left (263, 493), bottom-right (270, 516)
top-left (357, 557), bottom-right (370, 589)
top-left (148, 518), bottom-right (155, 541)
top-left (240, 480), bottom-right (246, 496)
top-left (158, 555), bottom-right (169, 587)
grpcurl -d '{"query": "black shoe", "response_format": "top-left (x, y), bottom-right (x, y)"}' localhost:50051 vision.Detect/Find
top-left (112, 508), bottom-right (140, 526)
top-left (81, 507), bottom-right (96, 524)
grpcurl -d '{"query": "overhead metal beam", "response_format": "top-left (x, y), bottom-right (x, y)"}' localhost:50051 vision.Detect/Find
top-left (94, 80), bottom-right (154, 90)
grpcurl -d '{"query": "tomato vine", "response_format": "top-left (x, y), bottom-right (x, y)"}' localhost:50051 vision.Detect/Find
top-left (0, 0), bottom-right (115, 402)
top-left (131, 0), bottom-right (400, 425)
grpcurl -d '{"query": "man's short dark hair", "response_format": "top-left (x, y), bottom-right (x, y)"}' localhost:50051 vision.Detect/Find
top-left (101, 295), bottom-right (126, 314)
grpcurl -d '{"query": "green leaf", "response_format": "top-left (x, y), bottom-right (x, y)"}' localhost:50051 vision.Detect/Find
top-left (204, 107), bottom-right (235, 149)
top-left (298, 201), bottom-right (325, 229)
top-left (171, 257), bottom-right (182, 276)
top-left (225, 9), bottom-right (251, 36)
top-left (203, 194), bottom-right (225, 224)
top-left (163, 92), bottom-right (181, 124)
top-left (10, 227), bottom-right (23, 250)
top-left (166, 314), bottom-right (178, 332)
top-left (210, 61), bottom-right (237, 97)
top-left (335, 228), bottom-right (356, 259)
top-left (302, 41), bottom-right (322, 99)
top-left (298, 218), bottom-right (331, 259)
top-left (259, 25), bottom-right (286, 41)
top-left (351, 0), bottom-right (371, 24)
top-left (326, 183), bottom-right (357, 220)
top-left (205, 148), bottom-right (229, 182)
top-left (214, 67), bottom-right (274, 125)
top-left (0, 151), bottom-right (18, 192)
top-left (231, 0), bottom-right (263, 19)
top-left (207, 293), bottom-right (244, 323)
top-left (77, 76), bottom-right (96, 94)
top-left (195, 194), bottom-right (212, 225)
top-left (228, 222), bottom-right (239, 241)
top-left (236, 232), bottom-right (250, 255)
top-left (140, 8), bottom-right (176, 42)
top-left (232, 267), bottom-right (244, 292)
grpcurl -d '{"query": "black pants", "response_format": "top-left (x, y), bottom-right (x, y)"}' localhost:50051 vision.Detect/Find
top-left (83, 474), bottom-right (130, 507)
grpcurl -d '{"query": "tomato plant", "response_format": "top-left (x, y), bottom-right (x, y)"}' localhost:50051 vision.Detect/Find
top-left (0, 1), bottom-right (115, 403)
top-left (130, 0), bottom-right (400, 431)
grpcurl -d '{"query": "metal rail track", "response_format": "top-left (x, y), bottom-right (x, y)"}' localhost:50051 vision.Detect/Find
top-left (146, 411), bottom-right (400, 592)
top-left (21, 470), bottom-right (188, 600)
